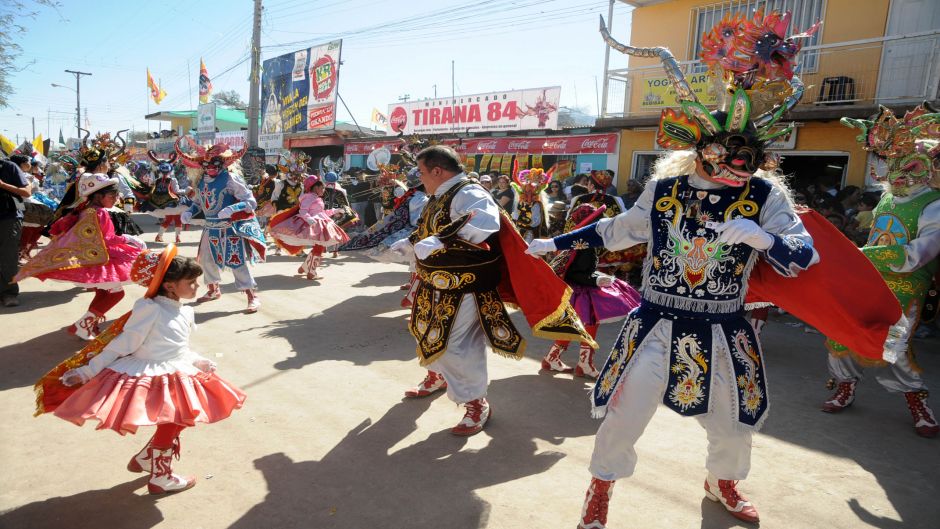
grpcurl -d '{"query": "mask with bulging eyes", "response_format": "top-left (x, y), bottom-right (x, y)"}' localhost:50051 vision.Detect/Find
top-left (697, 130), bottom-right (771, 187)
top-left (203, 157), bottom-right (225, 177)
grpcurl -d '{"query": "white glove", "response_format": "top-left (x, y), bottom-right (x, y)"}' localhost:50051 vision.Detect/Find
top-left (193, 358), bottom-right (217, 373)
top-left (123, 235), bottom-right (147, 250)
top-left (711, 219), bottom-right (773, 250)
top-left (414, 236), bottom-right (445, 260)
top-left (525, 238), bottom-right (557, 256)
top-left (389, 238), bottom-right (414, 258)
top-left (60, 368), bottom-right (89, 387)
top-left (180, 210), bottom-right (193, 224)
top-left (217, 206), bottom-right (235, 219)
top-left (596, 274), bottom-right (615, 287)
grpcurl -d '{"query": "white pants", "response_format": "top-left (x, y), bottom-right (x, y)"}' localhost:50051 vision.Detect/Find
top-left (198, 237), bottom-right (257, 291)
top-left (429, 293), bottom-right (489, 404)
top-left (589, 320), bottom-right (753, 481)
top-left (828, 351), bottom-right (926, 393)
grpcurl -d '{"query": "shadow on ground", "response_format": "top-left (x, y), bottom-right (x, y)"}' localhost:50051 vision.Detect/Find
top-left (0, 477), bottom-right (161, 529)
top-left (228, 372), bottom-right (601, 529)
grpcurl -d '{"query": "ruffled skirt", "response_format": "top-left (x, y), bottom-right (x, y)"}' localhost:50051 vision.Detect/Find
top-left (53, 368), bottom-right (246, 435)
top-left (570, 279), bottom-right (642, 326)
top-left (270, 215), bottom-right (349, 248)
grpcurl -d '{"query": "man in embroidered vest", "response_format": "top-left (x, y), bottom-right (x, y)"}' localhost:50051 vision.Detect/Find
top-left (176, 138), bottom-right (267, 313)
top-left (823, 104), bottom-right (940, 438)
top-left (397, 145), bottom-right (596, 436)
top-left (527, 12), bottom-right (828, 527)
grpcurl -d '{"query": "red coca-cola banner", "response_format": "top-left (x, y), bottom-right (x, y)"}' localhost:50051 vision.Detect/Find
top-left (344, 133), bottom-right (618, 156)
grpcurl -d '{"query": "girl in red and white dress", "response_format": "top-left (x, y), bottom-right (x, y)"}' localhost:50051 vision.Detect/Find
top-left (15, 147), bottom-right (147, 340)
top-left (268, 175), bottom-right (350, 280)
top-left (36, 245), bottom-right (247, 495)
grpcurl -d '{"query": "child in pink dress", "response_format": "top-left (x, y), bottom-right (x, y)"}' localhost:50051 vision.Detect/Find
top-left (268, 175), bottom-right (350, 280)
top-left (37, 245), bottom-right (246, 495)
top-left (15, 166), bottom-right (147, 340)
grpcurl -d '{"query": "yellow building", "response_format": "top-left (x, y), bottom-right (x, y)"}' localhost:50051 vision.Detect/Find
top-left (601, 0), bottom-right (940, 195)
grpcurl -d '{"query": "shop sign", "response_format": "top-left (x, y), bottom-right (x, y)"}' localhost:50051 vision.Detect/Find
top-left (386, 87), bottom-right (561, 134)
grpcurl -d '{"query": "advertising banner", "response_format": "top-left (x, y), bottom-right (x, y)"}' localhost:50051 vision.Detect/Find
top-left (639, 73), bottom-right (716, 108)
top-left (345, 133), bottom-right (619, 157)
top-left (387, 86), bottom-right (561, 135)
top-left (261, 40), bottom-right (342, 136)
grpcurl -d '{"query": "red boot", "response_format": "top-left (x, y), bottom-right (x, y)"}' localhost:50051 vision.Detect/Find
top-left (904, 390), bottom-right (939, 438)
top-left (404, 371), bottom-right (447, 398)
top-left (245, 289), bottom-right (261, 313)
top-left (197, 283), bottom-right (221, 303)
top-left (147, 447), bottom-right (196, 495)
top-left (704, 475), bottom-right (760, 524)
top-left (575, 344), bottom-right (599, 379)
top-left (541, 343), bottom-right (573, 373)
top-left (821, 379), bottom-right (858, 413)
top-left (128, 436), bottom-right (180, 473)
top-left (578, 477), bottom-right (615, 529)
top-left (451, 398), bottom-right (490, 436)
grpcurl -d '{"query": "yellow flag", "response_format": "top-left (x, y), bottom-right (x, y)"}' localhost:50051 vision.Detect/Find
top-left (147, 68), bottom-right (167, 105)
top-left (0, 134), bottom-right (16, 156)
top-left (33, 134), bottom-right (44, 156)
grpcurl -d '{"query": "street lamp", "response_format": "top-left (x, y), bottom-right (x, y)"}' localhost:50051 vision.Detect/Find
top-left (53, 69), bottom-right (91, 140)
top-left (51, 82), bottom-right (78, 140)
top-left (15, 113), bottom-right (35, 139)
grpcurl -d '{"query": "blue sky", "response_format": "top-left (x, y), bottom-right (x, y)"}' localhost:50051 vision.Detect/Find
top-left (1, 0), bottom-right (634, 143)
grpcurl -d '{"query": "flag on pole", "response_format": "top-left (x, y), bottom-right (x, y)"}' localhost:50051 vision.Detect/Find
top-left (199, 59), bottom-right (212, 104)
top-left (58, 129), bottom-right (65, 146)
top-left (147, 68), bottom-right (167, 104)
top-left (370, 108), bottom-right (388, 127)
top-left (33, 134), bottom-right (44, 156)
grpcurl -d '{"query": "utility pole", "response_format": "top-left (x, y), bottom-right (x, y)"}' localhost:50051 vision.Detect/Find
top-left (433, 85), bottom-right (437, 98)
top-left (246, 0), bottom-right (263, 148)
top-left (398, 94), bottom-right (410, 102)
top-left (65, 69), bottom-right (91, 139)
top-left (599, 0), bottom-right (614, 118)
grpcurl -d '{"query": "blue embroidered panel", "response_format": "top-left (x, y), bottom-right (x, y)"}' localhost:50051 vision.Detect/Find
top-left (553, 221), bottom-right (605, 251)
top-left (644, 176), bottom-right (772, 314)
top-left (592, 303), bottom-right (769, 427)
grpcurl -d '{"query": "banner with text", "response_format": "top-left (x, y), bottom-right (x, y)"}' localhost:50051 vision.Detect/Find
top-left (261, 40), bottom-right (342, 136)
top-left (345, 133), bottom-right (618, 157)
top-left (387, 86), bottom-right (561, 135)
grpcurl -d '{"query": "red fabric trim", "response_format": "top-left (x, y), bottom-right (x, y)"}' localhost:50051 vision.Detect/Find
top-left (744, 210), bottom-right (901, 360)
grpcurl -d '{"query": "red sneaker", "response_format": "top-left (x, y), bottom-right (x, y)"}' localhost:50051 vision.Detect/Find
top-left (404, 371), bottom-right (446, 398)
top-left (821, 379), bottom-right (857, 413)
top-left (578, 477), bottom-right (615, 529)
top-left (905, 390), bottom-right (939, 438)
top-left (451, 398), bottom-right (490, 436)
top-left (704, 476), bottom-right (759, 524)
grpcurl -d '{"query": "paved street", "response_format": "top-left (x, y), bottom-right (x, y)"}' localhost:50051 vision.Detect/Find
top-left (1, 219), bottom-right (938, 529)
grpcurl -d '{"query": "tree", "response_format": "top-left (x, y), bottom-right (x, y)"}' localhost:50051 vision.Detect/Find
top-left (0, 1), bottom-right (61, 109)
top-left (211, 90), bottom-right (246, 109)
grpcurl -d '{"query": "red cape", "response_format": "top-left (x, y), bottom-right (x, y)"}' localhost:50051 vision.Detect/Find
top-left (495, 214), bottom-right (598, 348)
top-left (745, 210), bottom-right (901, 360)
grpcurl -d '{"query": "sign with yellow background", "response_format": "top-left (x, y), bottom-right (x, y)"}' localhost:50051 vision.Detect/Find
top-left (639, 73), bottom-right (717, 108)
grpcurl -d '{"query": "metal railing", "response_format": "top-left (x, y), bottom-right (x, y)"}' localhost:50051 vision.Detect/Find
top-left (601, 30), bottom-right (940, 118)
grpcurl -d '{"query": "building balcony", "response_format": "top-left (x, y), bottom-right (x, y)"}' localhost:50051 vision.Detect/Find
top-left (600, 30), bottom-right (940, 126)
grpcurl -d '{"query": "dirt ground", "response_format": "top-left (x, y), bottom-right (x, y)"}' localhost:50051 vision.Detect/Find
top-left (1, 219), bottom-right (938, 529)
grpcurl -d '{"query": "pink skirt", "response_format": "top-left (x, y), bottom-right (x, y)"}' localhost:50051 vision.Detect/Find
top-left (270, 215), bottom-right (350, 248)
top-left (570, 279), bottom-right (642, 326)
top-left (53, 369), bottom-right (246, 435)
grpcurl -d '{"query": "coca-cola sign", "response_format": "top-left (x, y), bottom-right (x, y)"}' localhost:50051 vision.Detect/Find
top-left (346, 133), bottom-right (619, 157)
top-left (475, 140), bottom-right (499, 151)
top-left (580, 138), bottom-right (609, 150)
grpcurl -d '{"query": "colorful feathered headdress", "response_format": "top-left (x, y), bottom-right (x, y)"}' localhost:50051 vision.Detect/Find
top-left (78, 128), bottom-right (128, 168)
top-left (600, 10), bottom-right (820, 186)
